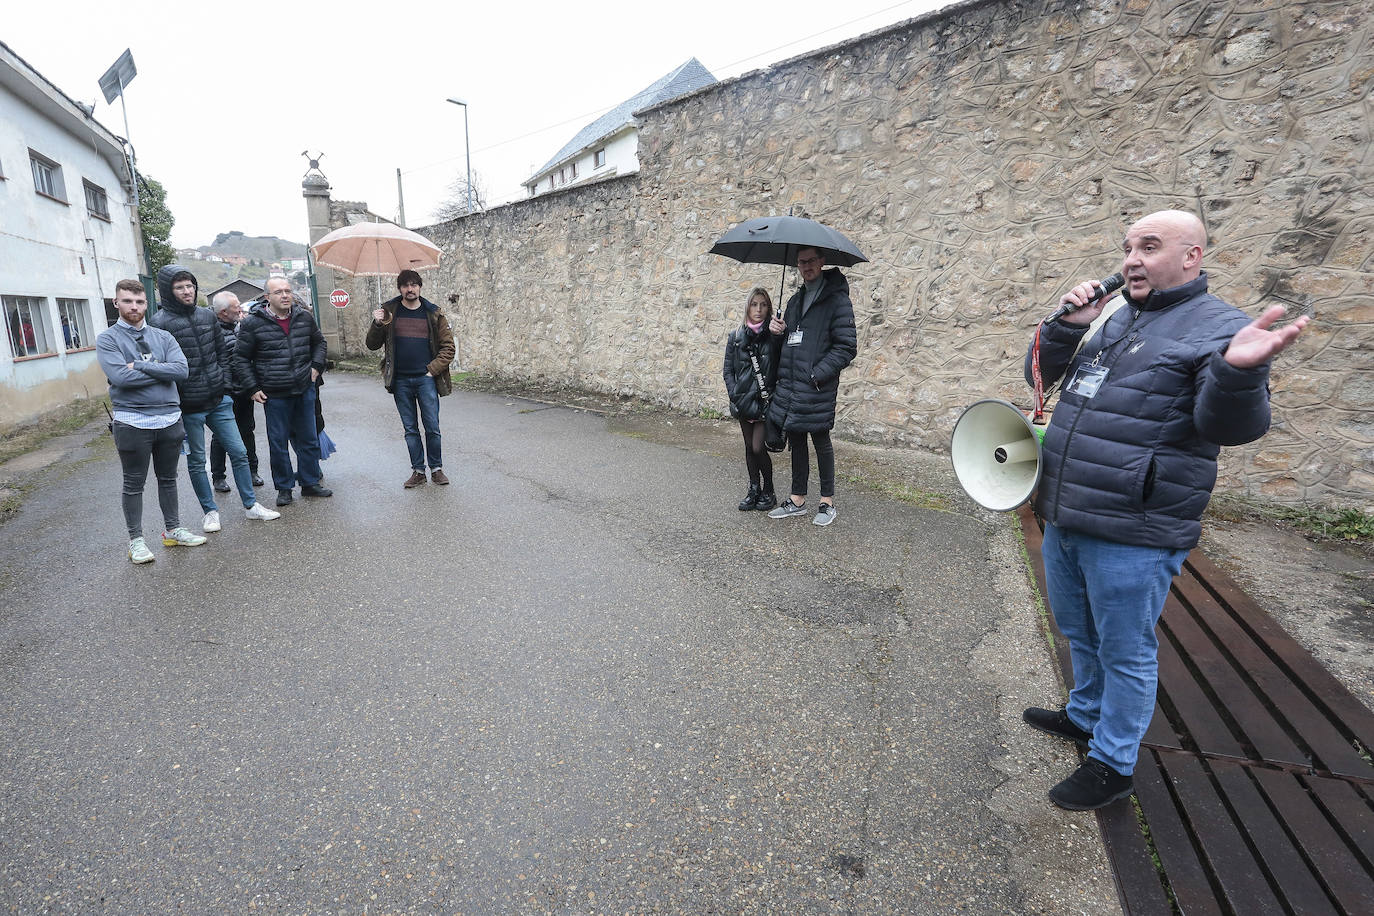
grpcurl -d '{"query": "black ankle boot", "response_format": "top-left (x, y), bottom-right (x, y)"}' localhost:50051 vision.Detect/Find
top-left (755, 486), bottom-right (777, 511)
top-left (738, 484), bottom-right (761, 511)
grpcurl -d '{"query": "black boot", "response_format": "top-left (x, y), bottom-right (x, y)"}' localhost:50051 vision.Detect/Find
top-left (738, 483), bottom-right (760, 511)
top-left (755, 483), bottom-right (777, 512)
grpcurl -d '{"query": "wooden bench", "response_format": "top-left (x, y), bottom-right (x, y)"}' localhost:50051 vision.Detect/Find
top-left (1018, 507), bottom-right (1374, 915)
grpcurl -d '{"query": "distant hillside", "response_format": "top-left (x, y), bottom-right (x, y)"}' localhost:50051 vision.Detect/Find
top-left (202, 231), bottom-right (306, 261)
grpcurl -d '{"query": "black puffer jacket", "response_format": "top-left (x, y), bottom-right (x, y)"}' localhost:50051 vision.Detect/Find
top-left (217, 317), bottom-right (249, 394)
top-left (722, 326), bottom-right (775, 421)
top-left (233, 301), bottom-right (327, 398)
top-left (1025, 272), bottom-right (1271, 551)
top-left (767, 268), bottom-right (858, 432)
top-left (148, 265), bottom-right (227, 411)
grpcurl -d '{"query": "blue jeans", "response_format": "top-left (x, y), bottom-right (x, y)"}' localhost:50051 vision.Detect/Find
top-left (393, 374), bottom-right (442, 471)
top-left (182, 396), bottom-right (256, 511)
top-left (263, 385), bottom-right (323, 490)
top-left (1041, 523), bottom-right (1189, 775)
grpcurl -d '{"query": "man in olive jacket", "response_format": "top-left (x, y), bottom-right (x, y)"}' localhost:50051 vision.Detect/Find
top-left (365, 270), bottom-right (456, 488)
top-left (233, 277), bottom-right (331, 507)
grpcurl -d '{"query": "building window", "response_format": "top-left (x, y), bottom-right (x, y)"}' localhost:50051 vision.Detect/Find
top-left (568, 161), bottom-right (577, 179)
top-left (57, 299), bottom-right (94, 350)
top-left (4, 295), bottom-right (56, 359)
top-left (29, 150), bottom-right (66, 202)
top-left (83, 180), bottom-right (110, 220)
top-left (594, 148), bottom-right (606, 168)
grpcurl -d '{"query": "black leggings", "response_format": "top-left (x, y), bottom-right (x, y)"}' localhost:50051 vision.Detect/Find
top-left (788, 429), bottom-right (835, 499)
top-left (738, 418), bottom-right (773, 489)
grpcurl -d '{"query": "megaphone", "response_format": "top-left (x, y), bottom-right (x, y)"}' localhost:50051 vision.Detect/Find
top-left (950, 399), bottom-right (1045, 511)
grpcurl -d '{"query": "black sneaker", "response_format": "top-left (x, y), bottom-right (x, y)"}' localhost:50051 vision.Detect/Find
top-left (1049, 758), bottom-right (1134, 811)
top-left (755, 489), bottom-right (777, 511)
top-left (252, 473), bottom-right (265, 487)
top-left (1023, 707), bottom-right (1092, 746)
top-left (300, 483), bottom-right (333, 498)
top-left (276, 489), bottom-right (294, 507)
top-left (738, 484), bottom-right (760, 511)
top-left (212, 477), bottom-right (231, 493)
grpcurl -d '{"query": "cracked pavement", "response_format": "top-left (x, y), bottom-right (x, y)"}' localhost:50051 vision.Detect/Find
top-left (0, 373), bottom-right (1120, 913)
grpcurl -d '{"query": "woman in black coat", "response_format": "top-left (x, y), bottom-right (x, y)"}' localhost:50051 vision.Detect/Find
top-left (722, 287), bottom-right (777, 511)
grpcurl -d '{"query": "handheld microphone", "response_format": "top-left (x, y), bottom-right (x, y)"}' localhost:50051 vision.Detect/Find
top-left (1045, 272), bottom-right (1125, 324)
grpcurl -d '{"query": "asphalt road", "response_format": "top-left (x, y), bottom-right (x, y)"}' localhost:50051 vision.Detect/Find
top-left (0, 374), bottom-right (1119, 914)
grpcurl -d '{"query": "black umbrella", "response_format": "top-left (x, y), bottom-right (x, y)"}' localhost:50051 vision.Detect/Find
top-left (708, 215), bottom-right (868, 268)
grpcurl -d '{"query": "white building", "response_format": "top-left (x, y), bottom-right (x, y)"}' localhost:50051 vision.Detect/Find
top-left (523, 59), bottom-right (715, 198)
top-left (1, 40), bottom-right (143, 427)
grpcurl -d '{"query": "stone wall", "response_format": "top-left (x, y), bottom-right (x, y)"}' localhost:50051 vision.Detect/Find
top-left (327, 0), bottom-right (1373, 506)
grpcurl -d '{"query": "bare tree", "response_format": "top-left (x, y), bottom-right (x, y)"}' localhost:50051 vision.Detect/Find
top-left (434, 170), bottom-right (488, 221)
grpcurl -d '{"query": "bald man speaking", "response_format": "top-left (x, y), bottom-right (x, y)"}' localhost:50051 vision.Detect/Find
top-left (1021, 210), bottom-right (1310, 810)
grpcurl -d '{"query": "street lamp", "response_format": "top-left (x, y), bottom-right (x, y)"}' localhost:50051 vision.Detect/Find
top-left (445, 97), bottom-right (472, 214)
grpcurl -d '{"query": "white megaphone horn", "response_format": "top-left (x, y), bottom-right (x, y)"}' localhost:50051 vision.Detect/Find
top-left (950, 399), bottom-right (1045, 511)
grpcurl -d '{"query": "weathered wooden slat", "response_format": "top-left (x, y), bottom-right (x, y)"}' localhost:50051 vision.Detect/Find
top-left (1185, 552), bottom-right (1374, 760)
top-left (1095, 790), bottom-right (1175, 916)
top-left (1161, 575), bottom-right (1309, 766)
top-left (1210, 762), bottom-right (1338, 915)
top-left (1130, 750), bottom-right (1224, 916)
top-left (1257, 770), bottom-right (1374, 913)
top-left (1304, 777), bottom-right (1374, 870)
top-left (1172, 571), bottom-right (1370, 778)
top-left (1154, 620), bottom-right (1247, 759)
top-left (1158, 754), bottom-right (1286, 914)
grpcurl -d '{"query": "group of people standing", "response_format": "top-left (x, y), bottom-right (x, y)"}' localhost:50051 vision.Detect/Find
top-left (723, 212), bottom-right (1309, 813)
top-left (96, 265), bottom-right (455, 565)
top-left (723, 246), bottom-right (859, 527)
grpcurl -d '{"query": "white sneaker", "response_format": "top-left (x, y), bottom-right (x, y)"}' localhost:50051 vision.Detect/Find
top-left (244, 502), bottom-right (281, 521)
top-left (202, 510), bottom-right (221, 532)
top-left (128, 537), bottom-right (155, 564)
top-left (162, 527), bottom-right (208, 547)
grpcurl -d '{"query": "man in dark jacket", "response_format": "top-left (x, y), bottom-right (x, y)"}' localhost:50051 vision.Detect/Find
top-left (233, 277), bottom-right (332, 507)
top-left (765, 247), bottom-right (858, 527)
top-left (149, 266), bottom-right (280, 531)
top-left (1021, 210), bottom-right (1310, 811)
top-left (365, 269), bottom-right (456, 488)
top-left (208, 292), bottom-right (264, 491)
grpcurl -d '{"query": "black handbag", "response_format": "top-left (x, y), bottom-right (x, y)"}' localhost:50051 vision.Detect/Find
top-left (748, 348), bottom-right (788, 453)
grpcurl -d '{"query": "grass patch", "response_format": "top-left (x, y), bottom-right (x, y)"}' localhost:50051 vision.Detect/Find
top-left (842, 473), bottom-right (950, 511)
top-left (698, 406), bottom-right (727, 421)
top-left (1209, 494), bottom-right (1374, 546)
top-left (0, 396), bottom-right (109, 466)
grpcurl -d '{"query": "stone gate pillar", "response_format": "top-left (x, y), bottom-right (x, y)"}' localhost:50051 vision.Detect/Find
top-left (302, 171), bottom-right (345, 354)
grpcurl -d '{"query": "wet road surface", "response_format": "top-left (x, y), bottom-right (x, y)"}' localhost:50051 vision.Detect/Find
top-left (0, 374), bottom-right (1118, 913)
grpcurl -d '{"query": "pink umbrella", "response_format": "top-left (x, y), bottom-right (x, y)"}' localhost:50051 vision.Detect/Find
top-left (311, 221), bottom-right (442, 304)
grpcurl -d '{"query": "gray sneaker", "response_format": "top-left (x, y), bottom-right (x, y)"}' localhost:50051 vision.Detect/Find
top-left (813, 503), bottom-right (837, 526)
top-left (768, 498), bottom-right (808, 520)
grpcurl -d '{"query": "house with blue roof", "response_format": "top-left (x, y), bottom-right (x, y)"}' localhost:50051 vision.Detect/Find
top-left (523, 58), bottom-right (716, 197)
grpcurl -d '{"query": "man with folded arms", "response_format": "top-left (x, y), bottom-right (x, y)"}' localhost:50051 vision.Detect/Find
top-left (96, 279), bottom-right (206, 564)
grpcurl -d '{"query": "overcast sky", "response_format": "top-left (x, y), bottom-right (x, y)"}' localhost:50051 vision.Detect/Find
top-left (8, 0), bottom-right (945, 248)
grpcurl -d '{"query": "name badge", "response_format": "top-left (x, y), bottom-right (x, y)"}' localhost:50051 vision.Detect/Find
top-left (1065, 364), bottom-right (1108, 398)
top-left (787, 330), bottom-right (804, 346)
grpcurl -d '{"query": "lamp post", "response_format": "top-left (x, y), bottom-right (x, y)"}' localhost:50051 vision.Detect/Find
top-left (445, 97), bottom-right (472, 214)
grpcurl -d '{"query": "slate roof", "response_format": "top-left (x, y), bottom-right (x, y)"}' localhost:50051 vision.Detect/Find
top-left (526, 58), bottom-right (716, 186)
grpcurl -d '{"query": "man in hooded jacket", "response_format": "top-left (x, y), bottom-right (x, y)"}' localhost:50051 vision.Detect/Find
top-left (765, 246), bottom-right (858, 527)
top-left (148, 266), bottom-right (280, 531)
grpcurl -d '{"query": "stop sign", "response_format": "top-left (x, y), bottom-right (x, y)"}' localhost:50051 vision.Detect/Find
top-left (329, 289), bottom-right (350, 309)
